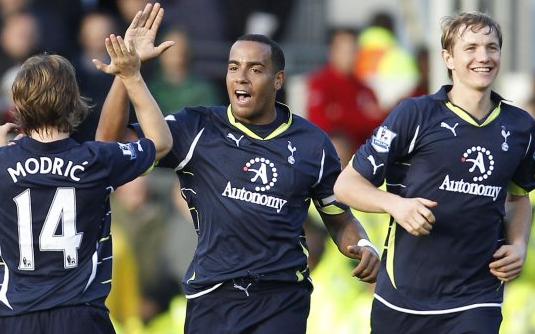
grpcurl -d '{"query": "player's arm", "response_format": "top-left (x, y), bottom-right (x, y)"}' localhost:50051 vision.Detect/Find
top-left (95, 2), bottom-right (174, 143)
top-left (334, 163), bottom-right (437, 237)
top-left (93, 35), bottom-right (171, 160)
top-left (320, 210), bottom-right (379, 283)
top-left (489, 193), bottom-right (532, 282)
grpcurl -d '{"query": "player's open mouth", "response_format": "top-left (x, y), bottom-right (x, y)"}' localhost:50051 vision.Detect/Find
top-left (235, 90), bottom-right (252, 104)
top-left (472, 67), bottom-right (492, 73)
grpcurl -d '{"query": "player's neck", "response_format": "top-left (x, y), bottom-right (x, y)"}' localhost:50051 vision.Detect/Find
top-left (447, 85), bottom-right (493, 120)
top-left (29, 128), bottom-right (70, 143)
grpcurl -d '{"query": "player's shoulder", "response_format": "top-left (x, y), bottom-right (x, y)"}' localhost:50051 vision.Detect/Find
top-left (292, 113), bottom-right (331, 140)
top-left (500, 101), bottom-right (535, 129)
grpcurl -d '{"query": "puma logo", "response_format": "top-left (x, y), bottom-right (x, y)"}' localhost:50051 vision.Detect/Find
top-left (440, 122), bottom-right (458, 136)
top-left (227, 133), bottom-right (244, 147)
top-left (233, 282), bottom-right (252, 297)
top-left (367, 155), bottom-right (384, 175)
top-left (287, 141), bottom-right (297, 164)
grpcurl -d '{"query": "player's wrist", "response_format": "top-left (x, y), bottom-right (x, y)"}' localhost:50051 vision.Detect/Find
top-left (357, 239), bottom-right (380, 257)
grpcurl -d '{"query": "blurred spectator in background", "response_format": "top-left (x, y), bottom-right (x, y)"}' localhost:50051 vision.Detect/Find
top-left (224, 0), bottom-right (296, 42)
top-left (308, 27), bottom-right (383, 151)
top-left (72, 11), bottom-right (117, 141)
top-left (0, 11), bottom-right (39, 122)
top-left (410, 45), bottom-right (430, 97)
top-left (354, 11), bottom-right (418, 111)
top-left (148, 27), bottom-right (220, 115)
top-left (111, 173), bottom-right (182, 326)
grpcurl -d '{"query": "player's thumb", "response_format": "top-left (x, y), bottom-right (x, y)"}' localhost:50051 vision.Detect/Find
top-left (418, 198), bottom-right (438, 208)
top-left (157, 41), bottom-right (176, 54)
top-left (493, 246), bottom-right (507, 259)
top-left (92, 59), bottom-right (108, 73)
top-left (347, 245), bottom-right (363, 260)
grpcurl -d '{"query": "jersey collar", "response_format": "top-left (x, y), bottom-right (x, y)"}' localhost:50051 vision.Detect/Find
top-left (227, 101), bottom-right (293, 140)
top-left (433, 85), bottom-right (504, 127)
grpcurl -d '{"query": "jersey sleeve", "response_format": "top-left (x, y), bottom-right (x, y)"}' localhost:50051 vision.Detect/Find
top-left (99, 138), bottom-right (156, 188)
top-left (130, 107), bottom-right (205, 170)
top-left (509, 123), bottom-right (535, 195)
top-left (311, 135), bottom-right (349, 215)
top-left (352, 99), bottom-right (420, 187)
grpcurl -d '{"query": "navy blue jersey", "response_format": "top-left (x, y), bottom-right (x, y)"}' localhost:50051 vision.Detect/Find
top-left (353, 86), bottom-right (535, 313)
top-left (0, 136), bottom-right (155, 316)
top-left (133, 103), bottom-right (345, 297)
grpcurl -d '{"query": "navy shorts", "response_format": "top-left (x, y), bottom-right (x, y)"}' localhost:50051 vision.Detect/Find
top-left (0, 305), bottom-right (115, 334)
top-left (185, 279), bottom-right (312, 334)
top-left (371, 298), bottom-right (502, 334)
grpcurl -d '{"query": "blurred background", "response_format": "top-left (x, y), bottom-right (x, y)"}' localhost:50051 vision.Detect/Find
top-left (1, 0), bottom-right (535, 333)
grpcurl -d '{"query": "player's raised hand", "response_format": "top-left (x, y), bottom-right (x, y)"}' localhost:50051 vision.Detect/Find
top-left (0, 122), bottom-right (19, 146)
top-left (125, 2), bottom-right (175, 62)
top-left (347, 244), bottom-right (380, 283)
top-left (489, 244), bottom-right (526, 282)
top-left (93, 35), bottom-right (140, 79)
top-left (388, 197), bottom-right (437, 236)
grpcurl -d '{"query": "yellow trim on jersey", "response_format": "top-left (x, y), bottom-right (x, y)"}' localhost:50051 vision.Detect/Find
top-left (142, 161), bottom-right (157, 176)
top-left (445, 101), bottom-right (501, 127)
top-left (507, 182), bottom-right (529, 196)
top-left (299, 240), bottom-right (310, 258)
top-left (386, 221), bottom-right (397, 289)
top-left (296, 270), bottom-right (305, 282)
top-left (226, 103), bottom-right (293, 140)
top-left (317, 204), bottom-right (345, 215)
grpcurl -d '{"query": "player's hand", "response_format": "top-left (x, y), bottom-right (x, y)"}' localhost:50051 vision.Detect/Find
top-left (489, 244), bottom-right (526, 282)
top-left (0, 122), bottom-right (18, 146)
top-left (93, 35), bottom-right (140, 79)
top-left (388, 197), bottom-right (437, 236)
top-left (125, 2), bottom-right (174, 62)
top-left (347, 244), bottom-right (380, 283)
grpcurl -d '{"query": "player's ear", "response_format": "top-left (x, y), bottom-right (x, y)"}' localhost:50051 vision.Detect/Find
top-left (442, 49), bottom-right (454, 71)
top-left (274, 70), bottom-right (285, 91)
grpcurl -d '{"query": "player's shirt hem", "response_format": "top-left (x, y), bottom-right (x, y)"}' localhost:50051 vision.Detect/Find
top-left (185, 282), bottom-right (224, 299)
top-left (374, 293), bottom-right (502, 315)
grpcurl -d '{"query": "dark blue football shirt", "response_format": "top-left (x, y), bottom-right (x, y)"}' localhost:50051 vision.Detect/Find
top-left (353, 86), bottom-right (535, 313)
top-left (133, 102), bottom-right (346, 298)
top-left (0, 136), bottom-right (155, 316)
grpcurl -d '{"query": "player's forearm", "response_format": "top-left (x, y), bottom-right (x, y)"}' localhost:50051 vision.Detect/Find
top-left (121, 73), bottom-right (172, 161)
top-left (322, 211), bottom-right (369, 257)
top-left (334, 165), bottom-right (400, 214)
top-left (96, 77), bottom-right (130, 142)
top-left (504, 194), bottom-right (532, 251)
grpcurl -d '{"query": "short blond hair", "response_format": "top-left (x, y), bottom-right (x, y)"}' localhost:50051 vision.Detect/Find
top-left (441, 12), bottom-right (502, 78)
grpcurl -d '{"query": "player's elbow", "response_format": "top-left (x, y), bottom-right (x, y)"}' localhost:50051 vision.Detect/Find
top-left (154, 133), bottom-right (173, 161)
top-left (334, 172), bottom-right (351, 205)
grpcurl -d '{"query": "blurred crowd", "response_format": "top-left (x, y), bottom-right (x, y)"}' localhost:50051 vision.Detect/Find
top-left (1, 0), bottom-right (535, 333)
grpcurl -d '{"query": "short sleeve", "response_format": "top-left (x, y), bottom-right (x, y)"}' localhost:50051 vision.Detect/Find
top-left (510, 123), bottom-right (535, 194)
top-left (99, 138), bottom-right (156, 188)
top-left (311, 135), bottom-right (349, 215)
top-left (131, 107), bottom-right (205, 170)
top-left (352, 99), bottom-right (421, 187)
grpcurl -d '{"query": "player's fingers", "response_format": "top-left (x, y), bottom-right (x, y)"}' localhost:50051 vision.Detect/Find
top-left (116, 36), bottom-right (129, 56)
top-left (111, 35), bottom-right (125, 57)
top-left (129, 10), bottom-right (142, 30)
top-left (138, 3), bottom-right (153, 27)
top-left (417, 198), bottom-right (438, 208)
top-left (145, 2), bottom-right (160, 29)
top-left (150, 7), bottom-right (165, 32)
top-left (127, 40), bottom-right (137, 56)
top-left (346, 245), bottom-right (362, 260)
top-left (104, 36), bottom-right (117, 59)
top-left (352, 252), bottom-right (371, 278)
top-left (418, 207), bottom-right (436, 224)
